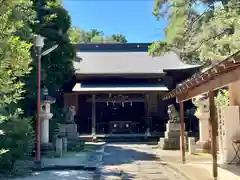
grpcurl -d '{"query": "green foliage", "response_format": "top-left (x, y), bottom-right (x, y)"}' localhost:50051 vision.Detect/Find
top-left (0, 0), bottom-right (34, 174)
top-left (216, 89), bottom-right (229, 107)
top-left (150, 0), bottom-right (240, 64)
top-left (112, 34), bottom-right (128, 43)
top-left (0, 117), bottom-right (34, 172)
top-left (68, 27), bottom-right (86, 43)
top-left (68, 27), bottom-right (128, 44)
top-left (22, 0), bottom-right (75, 118)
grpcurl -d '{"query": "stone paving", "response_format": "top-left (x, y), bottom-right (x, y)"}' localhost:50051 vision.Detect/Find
top-left (11, 143), bottom-right (104, 180)
top-left (13, 143), bottom-right (226, 180)
top-left (155, 148), bottom-right (240, 180)
top-left (100, 143), bottom-right (188, 180)
top-left (12, 170), bottom-right (94, 180)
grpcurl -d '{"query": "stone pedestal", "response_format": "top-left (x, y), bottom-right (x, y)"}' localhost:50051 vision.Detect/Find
top-left (59, 123), bottom-right (79, 139)
top-left (192, 94), bottom-right (211, 152)
top-left (56, 138), bottom-right (63, 157)
top-left (159, 122), bottom-right (187, 150)
top-left (40, 112), bottom-right (53, 144)
top-left (58, 123), bottom-right (79, 150)
top-left (39, 88), bottom-right (55, 155)
top-left (195, 111), bottom-right (210, 151)
top-left (40, 109), bottom-right (54, 155)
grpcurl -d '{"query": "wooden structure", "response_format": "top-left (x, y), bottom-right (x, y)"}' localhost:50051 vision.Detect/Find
top-left (63, 43), bottom-right (201, 138)
top-left (162, 51), bottom-right (240, 179)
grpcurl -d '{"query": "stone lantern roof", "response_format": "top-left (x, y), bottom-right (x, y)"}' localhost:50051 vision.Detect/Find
top-left (41, 87), bottom-right (56, 104)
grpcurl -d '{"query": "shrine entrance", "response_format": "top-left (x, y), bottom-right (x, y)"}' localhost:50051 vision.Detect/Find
top-left (96, 101), bottom-right (145, 134)
top-left (77, 93), bottom-right (151, 135)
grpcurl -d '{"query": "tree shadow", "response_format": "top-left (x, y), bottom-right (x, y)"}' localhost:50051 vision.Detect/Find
top-left (102, 144), bottom-right (159, 166)
top-left (101, 144), bottom-right (161, 179)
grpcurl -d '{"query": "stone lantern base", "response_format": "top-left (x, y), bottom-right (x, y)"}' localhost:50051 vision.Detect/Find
top-left (40, 142), bottom-right (54, 156)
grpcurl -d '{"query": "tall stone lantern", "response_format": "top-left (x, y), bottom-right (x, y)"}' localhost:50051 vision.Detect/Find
top-left (192, 94), bottom-right (211, 151)
top-left (40, 87), bottom-right (55, 149)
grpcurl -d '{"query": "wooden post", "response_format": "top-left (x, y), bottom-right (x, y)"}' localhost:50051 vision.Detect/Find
top-left (209, 90), bottom-right (218, 179)
top-left (91, 94), bottom-right (96, 135)
top-left (180, 101), bottom-right (186, 164)
top-left (145, 94), bottom-right (150, 133)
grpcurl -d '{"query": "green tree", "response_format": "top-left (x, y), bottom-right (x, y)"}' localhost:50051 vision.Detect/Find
top-left (23, 0), bottom-right (75, 117)
top-left (68, 27), bottom-right (128, 44)
top-left (150, 0), bottom-right (240, 64)
top-left (112, 34), bottom-right (128, 43)
top-left (0, 0), bottom-right (34, 172)
top-left (68, 27), bottom-right (86, 44)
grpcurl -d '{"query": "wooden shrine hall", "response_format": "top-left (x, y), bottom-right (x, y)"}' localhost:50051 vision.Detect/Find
top-left (63, 43), bottom-right (201, 138)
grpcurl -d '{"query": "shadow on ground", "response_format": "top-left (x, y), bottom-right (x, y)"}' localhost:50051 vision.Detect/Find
top-left (102, 144), bottom-right (159, 166)
top-left (219, 164), bottom-right (240, 177)
top-left (101, 144), bottom-right (161, 179)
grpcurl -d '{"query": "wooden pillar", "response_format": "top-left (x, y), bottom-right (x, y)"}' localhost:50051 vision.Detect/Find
top-left (91, 94), bottom-right (96, 135)
top-left (180, 101), bottom-right (186, 164)
top-left (145, 94), bottom-right (150, 133)
top-left (209, 90), bottom-right (218, 179)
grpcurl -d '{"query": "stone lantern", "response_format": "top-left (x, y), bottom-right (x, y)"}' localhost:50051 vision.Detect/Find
top-left (192, 94), bottom-right (211, 151)
top-left (40, 87), bottom-right (55, 148)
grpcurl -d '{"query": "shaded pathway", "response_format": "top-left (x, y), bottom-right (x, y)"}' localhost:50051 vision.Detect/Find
top-left (12, 170), bottom-right (94, 180)
top-left (101, 144), bottom-right (188, 180)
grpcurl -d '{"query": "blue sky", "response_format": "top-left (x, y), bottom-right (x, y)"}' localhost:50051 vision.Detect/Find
top-left (63, 0), bottom-right (167, 43)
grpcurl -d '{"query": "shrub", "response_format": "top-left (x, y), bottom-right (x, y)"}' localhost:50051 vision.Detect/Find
top-left (0, 117), bottom-right (34, 173)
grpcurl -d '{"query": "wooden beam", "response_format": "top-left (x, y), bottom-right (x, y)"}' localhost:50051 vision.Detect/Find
top-left (176, 66), bottom-right (240, 102)
top-left (209, 90), bottom-right (218, 179)
top-left (180, 102), bottom-right (186, 164)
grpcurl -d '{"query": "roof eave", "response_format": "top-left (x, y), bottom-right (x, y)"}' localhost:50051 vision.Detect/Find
top-left (75, 73), bottom-right (166, 79)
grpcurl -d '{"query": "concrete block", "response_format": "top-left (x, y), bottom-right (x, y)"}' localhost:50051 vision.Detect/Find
top-left (188, 137), bottom-right (196, 155)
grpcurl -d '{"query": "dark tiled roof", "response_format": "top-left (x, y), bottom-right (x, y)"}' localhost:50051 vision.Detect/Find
top-left (74, 43), bottom-right (200, 75)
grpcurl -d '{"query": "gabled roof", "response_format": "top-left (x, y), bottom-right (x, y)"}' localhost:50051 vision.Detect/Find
top-left (73, 43), bottom-right (200, 76)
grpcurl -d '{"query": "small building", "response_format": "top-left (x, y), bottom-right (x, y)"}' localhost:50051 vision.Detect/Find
top-left (63, 43), bottom-right (200, 138)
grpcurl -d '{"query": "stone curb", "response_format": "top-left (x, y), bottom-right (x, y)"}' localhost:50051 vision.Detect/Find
top-left (32, 143), bottom-right (107, 173)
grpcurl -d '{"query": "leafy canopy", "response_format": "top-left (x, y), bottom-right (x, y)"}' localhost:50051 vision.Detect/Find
top-left (68, 27), bottom-right (128, 44)
top-left (149, 0), bottom-right (240, 64)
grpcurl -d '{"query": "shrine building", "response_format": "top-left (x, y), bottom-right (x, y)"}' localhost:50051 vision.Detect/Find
top-left (63, 43), bottom-right (201, 139)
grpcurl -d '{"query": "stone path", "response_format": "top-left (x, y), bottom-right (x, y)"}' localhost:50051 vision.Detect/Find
top-left (12, 170), bottom-right (94, 180)
top-left (100, 143), bottom-right (188, 180)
